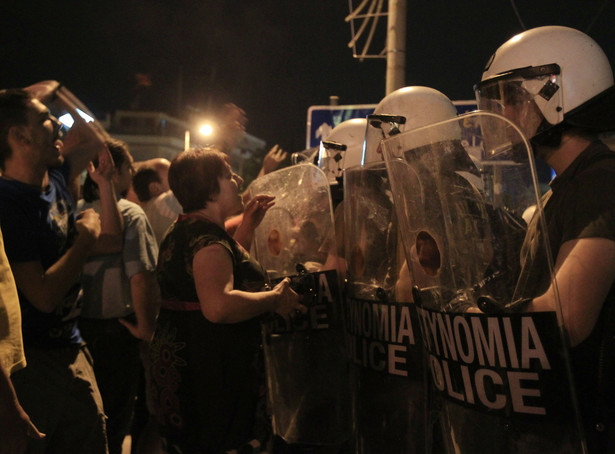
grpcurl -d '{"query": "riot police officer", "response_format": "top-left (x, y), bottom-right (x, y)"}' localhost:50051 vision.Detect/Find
top-left (475, 25), bottom-right (615, 453)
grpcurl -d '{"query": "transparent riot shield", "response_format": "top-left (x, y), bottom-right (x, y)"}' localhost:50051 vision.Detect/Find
top-left (381, 111), bottom-right (587, 453)
top-left (344, 161), bottom-right (427, 454)
top-left (249, 164), bottom-right (350, 446)
top-left (25, 80), bottom-right (109, 141)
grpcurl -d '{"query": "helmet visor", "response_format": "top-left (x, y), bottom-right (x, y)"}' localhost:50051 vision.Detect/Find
top-left (362, 114), bottom-right (406, 164)
top-left (318, 140), bottom-right (346, 181)
top-left (475, 65), bottom-right (563, 141)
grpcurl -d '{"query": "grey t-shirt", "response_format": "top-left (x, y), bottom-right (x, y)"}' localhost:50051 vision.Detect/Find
top-left (78, 198), bottom-right (158, 319)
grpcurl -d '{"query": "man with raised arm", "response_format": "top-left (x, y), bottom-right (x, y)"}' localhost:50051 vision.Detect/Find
top-left (0, 88), bottom-right (122, 453)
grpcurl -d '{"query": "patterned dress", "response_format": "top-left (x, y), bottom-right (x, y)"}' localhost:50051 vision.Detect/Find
top-left (150, 214), bottom-right (267, 453)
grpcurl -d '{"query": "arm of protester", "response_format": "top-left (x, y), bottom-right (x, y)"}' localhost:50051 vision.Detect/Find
top-left (233, 195), bottom-right (275, 250)
top-left (86, 147), bottom-right (123, 255)
top-left (0, 362), bottom-right (45, 454)
top-left (61, 125), bottom-right (107, 184)
top-left (239, 146), bottom-right (287, 203)
top-left (215, 103), bottom-right (247, 154)
top-left (224, 214), bottom-right (243, 237)
top-left (194, 244), bottom-right (305, 324)
top-left (119, 271), bottom-right (160, 342)
top-left (10, 210), bottom-right (101, 313)
top-left (258, 144), bottom-right (287, 178)
top-left (55, 90), bottom-right (109, 182)
top-left (527, 237), bottom-right (615, 346)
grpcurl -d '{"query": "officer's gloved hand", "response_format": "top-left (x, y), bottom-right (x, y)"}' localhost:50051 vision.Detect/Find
top-left (444, 290), bottom-right (480, 313)
top-left (477, 295), bottom-right (532, 314)
top-left (477, 295), bottom-right (502, 314)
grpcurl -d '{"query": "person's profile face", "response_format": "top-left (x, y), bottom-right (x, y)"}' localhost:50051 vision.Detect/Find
top-left (503, 98), bottom-right (543, 140)
top-left (24, 99), bottom-right (64, 168)
top-left (483, 79), bottom-right (545, 141)
top-left (416, 231), bottom-right (440, 276)
top-left (116, 156), bottom-right (134, 195)
top-left (215, 163), bottom-right (244, 214)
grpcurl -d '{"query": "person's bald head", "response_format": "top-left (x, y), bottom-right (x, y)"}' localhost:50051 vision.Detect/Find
top-left (144, 158), bottom-right (171, 191)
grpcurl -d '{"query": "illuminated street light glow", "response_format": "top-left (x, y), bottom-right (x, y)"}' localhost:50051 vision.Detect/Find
top-left (199, 123), bottom-right (214, 136)
top-left (186, 120), bottom-right (217, 149)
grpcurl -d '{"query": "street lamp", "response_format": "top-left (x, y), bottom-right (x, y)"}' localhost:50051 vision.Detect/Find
top-left (199, 123), bottom-right (214, 136)
top-left (184, 120), bottom-right (216, 150)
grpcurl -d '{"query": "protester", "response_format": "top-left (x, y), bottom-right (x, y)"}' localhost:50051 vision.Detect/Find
top-left (0, 225), bottom-right (45, 454)
top-left (131, 160), bottom-right (180, 245)
top-left (132, 141), bottom-right (289, 244)
top-left (149, 147), bottom-right (305, 453)
top-left (255, 144), bottom-right (288, 179)
top-left (0, 87), bottom-right (122, 453)
top-left (78, 138), bottom-right (159, 454)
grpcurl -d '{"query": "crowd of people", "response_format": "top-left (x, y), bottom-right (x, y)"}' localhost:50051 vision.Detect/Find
top-left (0, 24), bottom-right (614, 454)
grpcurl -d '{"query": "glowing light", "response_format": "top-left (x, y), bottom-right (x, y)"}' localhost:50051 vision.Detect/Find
top-left (58, 114), bottom-right (74, 128)
top-left (199, 123), bottom-right (214, 136)
top-left (58, 108), bottom-right (95, 128)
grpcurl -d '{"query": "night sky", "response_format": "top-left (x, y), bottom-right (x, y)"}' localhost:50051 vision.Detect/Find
top-left (1, 0), bottom-right (614, 154)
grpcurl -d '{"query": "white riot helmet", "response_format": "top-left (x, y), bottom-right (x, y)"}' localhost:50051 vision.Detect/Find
top-left (475, 26), bottom-right (615, 145)
top-left (318, 118), bottom-right (367, 182)
top-left (363, 86), bottom-right (459, 163)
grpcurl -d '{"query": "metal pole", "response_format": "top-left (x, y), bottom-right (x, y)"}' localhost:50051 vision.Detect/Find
top-left (177, 65), bottom-right (184, 117)
top-left (386, 0), bottom-right (407, 95)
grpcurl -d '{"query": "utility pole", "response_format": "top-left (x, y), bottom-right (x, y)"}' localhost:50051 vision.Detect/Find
top-left (386, 0), bottom-right (407, 95)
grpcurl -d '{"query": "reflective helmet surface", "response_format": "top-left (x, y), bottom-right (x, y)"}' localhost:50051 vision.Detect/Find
top-left (374, 86), bottom-right (458, 131)
top-left (364, 86), bottom-right (458, 163)
top-left (318, 118), bottom-right (367, 181)
top-left (475, 26), bottom-right (614, 140)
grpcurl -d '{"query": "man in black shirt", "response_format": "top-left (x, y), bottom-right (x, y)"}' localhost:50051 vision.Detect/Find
top-left (475, 25), bottom-right (615, 453)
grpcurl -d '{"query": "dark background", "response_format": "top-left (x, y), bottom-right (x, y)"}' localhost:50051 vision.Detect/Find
top-left (1, 0), bottom-right (613, 154)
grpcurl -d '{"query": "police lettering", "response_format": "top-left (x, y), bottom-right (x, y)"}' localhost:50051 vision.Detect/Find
top-left (418, 307), bottom-right (552, 416)
top-left (266, 271), bottom-right (338, 333)
top-left (428, 355), bottom-right (546, 415)
top-left (347, 298), bottom-right (415, 344)
top-left (417, 308), bottom-right (550, 370)
top-left (349, 335), bottom-right (415, 376)
top-left (346, 298), bottom-right (421, 377)
top-left (270, 303), bottom-right (329, 332)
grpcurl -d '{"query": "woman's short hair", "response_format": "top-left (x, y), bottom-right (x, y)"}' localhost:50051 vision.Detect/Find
top-left (169, 147), bottom-right (229, 212)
